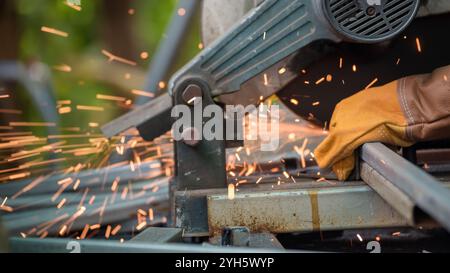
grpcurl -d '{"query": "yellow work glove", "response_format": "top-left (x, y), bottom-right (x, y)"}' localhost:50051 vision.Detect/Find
top-left (314, 80), bottom-right (414, 181)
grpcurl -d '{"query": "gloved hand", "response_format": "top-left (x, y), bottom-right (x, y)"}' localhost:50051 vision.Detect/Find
top-left (315, 65), bottom-right (450, 181)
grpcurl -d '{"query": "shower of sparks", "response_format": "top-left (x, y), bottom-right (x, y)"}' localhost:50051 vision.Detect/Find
top-left (3, 1), bottom-right (433, 245)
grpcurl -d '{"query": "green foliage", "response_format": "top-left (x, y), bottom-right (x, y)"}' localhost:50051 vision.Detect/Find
top-left (14, 0), bottom-right (201, 134)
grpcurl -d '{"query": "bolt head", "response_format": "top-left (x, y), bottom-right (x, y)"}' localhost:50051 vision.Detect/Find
top-left (182, 84), bottom-right (203, 106)
top-left (181, 127), bottom-right (201, 147)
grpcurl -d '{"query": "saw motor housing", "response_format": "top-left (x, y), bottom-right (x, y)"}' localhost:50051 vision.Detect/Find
top-left (102, 0), bottom-right (424, 235)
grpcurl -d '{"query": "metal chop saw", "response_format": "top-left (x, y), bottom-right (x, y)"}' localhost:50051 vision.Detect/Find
top-left (102, 0), bottom-right (450, 244)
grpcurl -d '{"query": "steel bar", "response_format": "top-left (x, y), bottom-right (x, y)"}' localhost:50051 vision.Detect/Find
top-left (206, 182), bottom-right (409, 236)
top-left (361, 143), bottom-right (450, 231)
top-left (360, 162), bottom-right (416, 226)
top-left (9, 237), bottom-right (290, 253)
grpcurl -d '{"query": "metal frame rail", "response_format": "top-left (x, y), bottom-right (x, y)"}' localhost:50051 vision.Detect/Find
top-left (361, 143), bottom-right (450, 231)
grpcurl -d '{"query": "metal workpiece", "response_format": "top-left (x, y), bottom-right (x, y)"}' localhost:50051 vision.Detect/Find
top-left (9, 237), bottom-right (289, 253)
top-left (207, 183), bottom-right (409, 235)
top-left (191, 181), bottom-right (409, 236)
top-left (361, 143), bottom-right (450, 232)
top-left (360, 162), bottom-right (416, 226)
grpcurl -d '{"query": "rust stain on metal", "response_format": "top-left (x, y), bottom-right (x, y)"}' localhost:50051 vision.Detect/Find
top-left (309, 190), bottom-right (321, 232)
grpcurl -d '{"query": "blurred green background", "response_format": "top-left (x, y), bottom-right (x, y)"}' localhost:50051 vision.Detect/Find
top-left (0, 0), bottom-right (201, 135)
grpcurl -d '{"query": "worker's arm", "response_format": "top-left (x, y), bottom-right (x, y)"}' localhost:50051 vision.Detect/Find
top-left (315, 65), bottom-right (450, 181)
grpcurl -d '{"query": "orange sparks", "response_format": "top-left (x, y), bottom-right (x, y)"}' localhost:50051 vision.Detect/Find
top-left (111, 177), bottom-right (120, 192)
top-left (8, 172), bottom-right (31, 180)
top-left (0, 205), bottom-right (13, 213)
top-left (76, 105), bottom-right (104, 112)
top-left (96, 94), bottom-right (127, 102)
top-left (178, 8), bottom-right (186, 16)
top-left (315, 77), bottom-right (325, 85)
top-left (136, 221), bottom-right (147, 231)
top-left (57, 198), bottom-right (67, 209)
top-left (58, 100), bottom-right (72, 105)
top-left (111, 225), bottom-right (122, 236)
top-left (58, 107), bottom-right (72, 114)
top-left (339, 57), bottom-right (343, 69)
top-left (73, 179), bottom-right (81, 190)
top-left (149, 208), bottom-right (154, 221)
top-left (0, 94), bottom-right (10, 99)
top-left (105, 225), bottom-right (112, 239)
top-left (41, 26), bottom-right (69, 37)
top-left (365, 78), bottom-right (378, 89)
top-left (121, 187), bottom-right (128, 200)
top-left (80, 224), bottom-right (90, 239)
top-left (158, 81), bottom-right (166, 89)
top-left (312, 101), bottom-right (320, 106)
top-left (290, 98), bottom-right (299, 106)
top-left (57, 177), bottom-right (73, 186)
top-left (10, 122), bottom-right (56, 127)
top-left (90, 224), bottom-right (101, 230)
top-left (59, 225), bottom-right (68, 236)
top-left (131, 89), bottom-right (154, 98)
top-left (53, 64), bottom-right (72, 73)
top-left (140, 51), bottom-right (149, 60)
top-left (352, 64), bottom-right (357, 72)
top-left (64, 1), bottom-right (82, 11)
top-left (138, 209), bottom-right (147, 216)
top-left (228, 184), bottom-right (235, 200)
top-left (278, 67), bottom-right (287, 75)
top-left (263, 73), bottom-right (269, 86)
top-left (101, 49), bottom-right (137, 66)
top-left (416, 37), bottom-right (422, 53)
